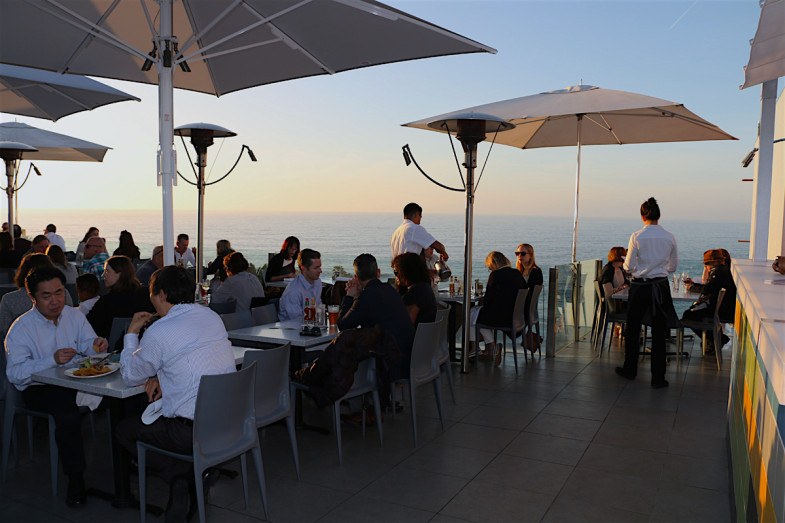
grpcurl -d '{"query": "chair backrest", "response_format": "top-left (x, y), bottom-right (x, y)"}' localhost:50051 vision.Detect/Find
top-left (511, 288), bottom-right (529, 334)
top-left (65, 283), bottom-right (78, 304)
top-left (220, 309), bottom-right (253, 331)
top-left (209, 300), bottom-right (236, 315)
top-left (435, 305), bottom-right (451, 364)
top-left (714, 288), bottom-right (727, 323)
top-left (249, 296), bottom-right (267, 310)
top-left (602, 282), bottom-right (622, 314)
top-left (528, 284), bottom-right (543, 324)
top-left (345, 357), bottom-right (378, 396)
top-left (242, 343), bottom-right (291, 424)
top-left (409, 320), bottom-right (442, 385)
top-left (193, 364), bottom-right (257, 460)
top-left (251, 303), bottom-right (277, 326)
top-left (108, 317), bottom-right (132, 350)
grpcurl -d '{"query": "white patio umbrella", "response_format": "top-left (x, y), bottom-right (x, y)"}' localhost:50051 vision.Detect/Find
top-left (0, 0), bottom-right (495, 265)
top-left (404, 84), bottom-right (737, 262)
top-left (0, 122), bottom-right (111, 241)
top-left (742, 0), bottom-right (785, 89)
top-left (0, 64), bottom-right (140, 122)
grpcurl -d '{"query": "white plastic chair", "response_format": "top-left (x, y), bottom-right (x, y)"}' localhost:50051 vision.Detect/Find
top-left (476, 288), bottom-right (529, 373)
top-left (108, 316), bottom-right (132, 350)
top-left (524, 284), bottom-right (543, 359)
top-left (680, 288), bottom-right (727, 370)
top-left (137, 364), bottom-right (267, 523)
top-left (250, 303), bottom-right (277, 326)
top-left (241, 343), bottom-right (300, 479)
top-left (435, 307), bottom-right (456, 405)
top-left (220, 309), bottom-right (253, 331)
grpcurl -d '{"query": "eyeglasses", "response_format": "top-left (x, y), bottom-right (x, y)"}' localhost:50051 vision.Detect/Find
top-left (515, 251), bottom-right (528, 257)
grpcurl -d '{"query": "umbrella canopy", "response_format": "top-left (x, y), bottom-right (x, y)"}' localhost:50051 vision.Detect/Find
top-left (742, 0), bottom-right (785, 89)
top-left (0, 122), bottom-right (111, 162)
top-left (404, 84), bottom-right (737, 261)
top-left (0, 64), bottom-right (140, 122)
top-left (0, 0), bottom-right (495, 264)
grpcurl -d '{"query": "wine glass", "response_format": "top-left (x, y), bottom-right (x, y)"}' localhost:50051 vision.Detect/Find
top-left (199, 279), bottom-right (210, 300)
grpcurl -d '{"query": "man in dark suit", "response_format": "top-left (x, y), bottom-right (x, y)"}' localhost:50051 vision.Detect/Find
top-left (337, 253), bottom-right (414, 379)
top-left (12, 224), bottom-right (31, 257)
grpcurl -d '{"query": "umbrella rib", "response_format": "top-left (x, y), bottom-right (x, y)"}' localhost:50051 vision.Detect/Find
top-left (583, 114), bottom-right (622, 145)
top-left (0, 83), bottom-right (57, 120)
top-left (30, 0), bottom-right (150, 66)
top-left (43, 85), bottom-right (92, 112)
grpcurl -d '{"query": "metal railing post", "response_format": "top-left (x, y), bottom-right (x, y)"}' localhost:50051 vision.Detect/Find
top-left (546, 267), bottom-right (558, 358)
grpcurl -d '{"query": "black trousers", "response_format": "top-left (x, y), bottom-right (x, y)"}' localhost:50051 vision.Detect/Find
top-left (116, 416), bottom-right (194, 485)
top-left (681, 306), bottom-right (712, 340)
top-left (622, 278), bottom-right (674, 383)
top-left (21, 385), bottom-right (85, 477)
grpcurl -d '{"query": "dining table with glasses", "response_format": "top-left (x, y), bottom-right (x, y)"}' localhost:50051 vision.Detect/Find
top-left (436, 290), bottom-right (483, 361)
top-left (31, 360), bottom-right (150, 511)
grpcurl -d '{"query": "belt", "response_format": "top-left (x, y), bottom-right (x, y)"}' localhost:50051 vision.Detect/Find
top-left (631, 277), bottom-right (667, 283)
top-left (169, 416), bottom-right (193, 426)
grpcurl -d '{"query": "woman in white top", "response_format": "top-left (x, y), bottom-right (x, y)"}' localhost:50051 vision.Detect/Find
top-left (210, 252), bottom-right (265, 311)
top-left (46, 244), bottom-right (78, 284)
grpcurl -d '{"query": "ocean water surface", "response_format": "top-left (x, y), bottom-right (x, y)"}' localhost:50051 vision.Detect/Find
top-left (20, 210), bottom-right (749, 282)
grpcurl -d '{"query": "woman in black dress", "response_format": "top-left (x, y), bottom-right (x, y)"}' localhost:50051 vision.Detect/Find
top-left (392, 252), bottom-right (436, 325)
top-left (87, 255), bottom-right (154, 343)
top-left (266, 236), bottom-right (300, 283)
top-left (112, 230), bottom-right (141, 262)
top-left (473, 251), bottom-right (526, 365)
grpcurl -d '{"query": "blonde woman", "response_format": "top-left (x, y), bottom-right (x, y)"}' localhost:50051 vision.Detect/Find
top-left (515, 243), bottom-right (543, 326)
top-left (471, 251), bottom-right (526, 365)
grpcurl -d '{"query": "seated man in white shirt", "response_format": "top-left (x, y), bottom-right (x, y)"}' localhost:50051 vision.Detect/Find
top-left (390, 202), bottom-right (449, 265)
top-left (5, 267), bottom-right (108, 507)
top-left (44, 223), bottom-right (66, 251)
top-left (173, 233), bottom-right (196, 268)
top-left (278, 248), bottom-right (322, 322)
top-left (116, 265), bottom-right (235, 521)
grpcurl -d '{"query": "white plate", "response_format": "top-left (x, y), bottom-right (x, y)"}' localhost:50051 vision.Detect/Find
top-left (65, 362), bottom-right (120, 379)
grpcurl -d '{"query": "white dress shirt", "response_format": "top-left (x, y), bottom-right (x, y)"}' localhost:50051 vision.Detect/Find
top-left (210, 271), bottom-right (265, 311)
top-left (278, 274), bottom-right (322, 322)
top-left (623, 224), bottom-right (678, 279)
top-left (45, 231), bottom-right (66, 251)
top-left (121, 303), bottom-right (235, 420)
top-left (5, 306), bottom-right (98, 390)
top-left (174, 248), bottom-right (196, 268)
top-left (390, 219), bottom-right (436, 260)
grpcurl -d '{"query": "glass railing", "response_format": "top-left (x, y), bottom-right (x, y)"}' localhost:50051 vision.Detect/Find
top-left (544, 259), bottom-right (601, 356)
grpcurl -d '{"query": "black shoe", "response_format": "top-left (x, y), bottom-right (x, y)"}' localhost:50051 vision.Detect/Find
top-left (65, 475), bottom-right (87, 507)
top-left (651, 380), bottom-right (669, 389)
top-left (166, 477), bottom-right (191, 523)
top-left (720, 333), bottom-right (730, 348)
top-left (615, 367), bottom-right (636, 380)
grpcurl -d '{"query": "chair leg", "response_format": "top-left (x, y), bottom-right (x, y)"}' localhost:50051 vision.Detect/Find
top-left (510, 332), bottom-right (519, 373)
top-left (47, 416), bottom-right (57, 497)
top-left (251, 446), bottom-right (269, 520)
top-left (137, 444), bottom-right (147, 523)
top-left (713, 325), bottom-right (722, 371)
top-left (239, 452), bottom-right (249, 510)
top-left (332, 402), bottom-right (343, 466)
top-left (285, 414), bottom-right (301, 480)
top-left (408, 382), bottom-right (418, 448)
top-left (432, 378), bottom-right (444, 431)
top-left (194, 466), bottom-right (207, 523)
top-left (442, 361), bottom-right (457, 406)
top-left (371, 390), bottom-right (383, 448)
top-left (2, 407), bottom-right (15, 482)
top-left (26, 417), bottom-right (33, 459)
top-left (535, 322), bottom-right (542, 358)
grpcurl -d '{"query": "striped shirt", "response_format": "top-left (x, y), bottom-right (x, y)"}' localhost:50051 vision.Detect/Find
top-left (121, 303), bottom-right (235, 419)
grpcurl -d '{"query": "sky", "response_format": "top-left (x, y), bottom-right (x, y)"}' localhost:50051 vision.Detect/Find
top-left (1, 0), bottom-right (776, 223)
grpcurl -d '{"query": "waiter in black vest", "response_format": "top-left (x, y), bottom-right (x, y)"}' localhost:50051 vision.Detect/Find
top-left (616, 197), bottom-right (678, 389)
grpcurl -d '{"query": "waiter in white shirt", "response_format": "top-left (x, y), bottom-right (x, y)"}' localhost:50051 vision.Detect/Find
top-left (616, 197), bottom-right (678, 389)
top-left (390, 202), bottom-right (449, 265)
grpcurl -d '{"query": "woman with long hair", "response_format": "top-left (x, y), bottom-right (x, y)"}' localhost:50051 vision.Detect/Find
top-left (266, 236), bottom-right (300, 283)
top-left (75, 226), bottom-right (100, 264)
top-left (472, 251), bottom-right (526, 365)
top-left (0, 253), bottom-right (70, 339)
top-left (392, 252), bottom-right (436, 325)
top-left (46, 244), bottom-right (78, 284)
top-left (205, 239), bottom-right (234, 282)
top-left (87, 255), bottom-right (154, 339)
top-left (113, 230), bottom-right (141, 262)
top-left (600, 246), bottom-right (629, 295)
top-left (515, 243), bottom-right (544, 329)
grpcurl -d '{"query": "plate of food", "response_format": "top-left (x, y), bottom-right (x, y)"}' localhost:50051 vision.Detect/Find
top-left (65, 360), bottom-right (120, 379)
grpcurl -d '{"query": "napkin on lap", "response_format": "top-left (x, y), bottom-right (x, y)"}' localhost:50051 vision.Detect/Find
top-left (142, 399), bottom-right (163, 425)
top-left (76, 392), bottom-right (103, 411)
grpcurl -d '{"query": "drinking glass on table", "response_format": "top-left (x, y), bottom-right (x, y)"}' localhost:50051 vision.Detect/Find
top-left (199, 279), bottom-right (210, 301)
top-left (327, 305), bottom-right (340, 326)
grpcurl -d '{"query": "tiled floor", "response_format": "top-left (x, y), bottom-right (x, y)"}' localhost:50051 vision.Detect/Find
top-left (0, 336), bottom-right (734, 522)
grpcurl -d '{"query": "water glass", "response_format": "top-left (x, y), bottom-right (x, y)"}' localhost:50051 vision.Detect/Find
top-left (672, 274), bottom-right (680, 292)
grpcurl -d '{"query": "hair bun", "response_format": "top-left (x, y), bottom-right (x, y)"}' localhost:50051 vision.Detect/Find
top-left (647, 197), bottom-right (657, 205)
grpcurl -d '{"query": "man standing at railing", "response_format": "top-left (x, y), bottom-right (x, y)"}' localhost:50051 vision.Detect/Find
top-left (616, 197), bottom-right (678, 389)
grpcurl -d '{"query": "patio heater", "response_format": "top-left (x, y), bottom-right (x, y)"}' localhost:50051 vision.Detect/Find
top-left (174, 123), bottom-right (256, 283)
top-left (0, 141), bottom-right (37, 249)
top-left (404, 114), bottom-right (515, 373)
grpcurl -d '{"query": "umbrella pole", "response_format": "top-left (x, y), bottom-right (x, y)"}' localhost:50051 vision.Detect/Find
top-left (158, 0), bottom-right (176, 266)
top-left (461, 144), bottom-right (476, 374)
top-left (571, 115), bottom-right (583, 263)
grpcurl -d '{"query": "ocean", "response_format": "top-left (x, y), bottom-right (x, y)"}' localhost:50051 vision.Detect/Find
top-left (19, 209), bottom-right (749, 282)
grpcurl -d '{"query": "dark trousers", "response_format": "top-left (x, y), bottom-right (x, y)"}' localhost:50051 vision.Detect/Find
top-left (21, 385), bottom-right (85, 477)
top-left (116, 416), bottom-right (193, 485)
top-left (681, 306), bottom-right (711, 340)
top-left (623, 278), bottom-right (672, 383)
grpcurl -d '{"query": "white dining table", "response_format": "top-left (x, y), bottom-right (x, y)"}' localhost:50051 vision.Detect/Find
top-left (612, 286), bottom-right (700, 302)
top-left (227, 320), bottom-right (337, 349)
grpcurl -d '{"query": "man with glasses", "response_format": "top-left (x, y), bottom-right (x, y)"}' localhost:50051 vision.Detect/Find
top-left (5, 267), bottom-right (109, 506)
top-left (390, 202), bottom-right (449, 265)
top-left (82, 237), bottom-right (109, 280)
